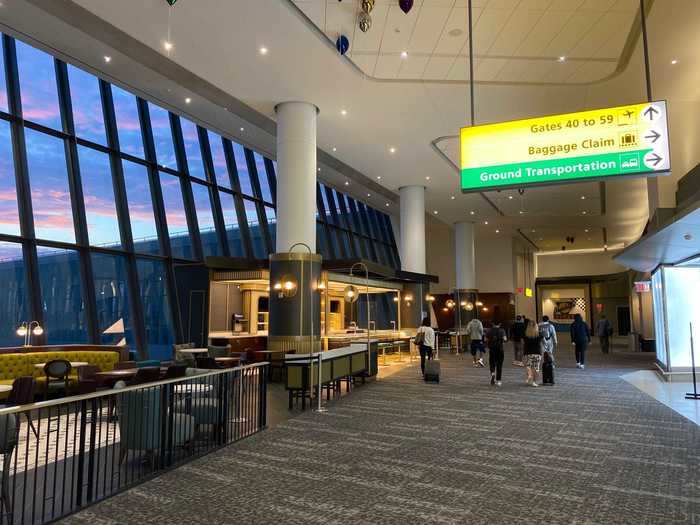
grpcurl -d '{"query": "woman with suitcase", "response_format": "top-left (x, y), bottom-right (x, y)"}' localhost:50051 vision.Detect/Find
top-left (415, 317), bottom-right (436, 377)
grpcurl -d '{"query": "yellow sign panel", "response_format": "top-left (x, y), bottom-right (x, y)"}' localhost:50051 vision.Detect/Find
top-left (460, 101), bottom-right (670, 192)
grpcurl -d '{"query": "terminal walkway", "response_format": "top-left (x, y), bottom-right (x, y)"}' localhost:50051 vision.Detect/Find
top-left (62, 347), bottom-right (699, 524)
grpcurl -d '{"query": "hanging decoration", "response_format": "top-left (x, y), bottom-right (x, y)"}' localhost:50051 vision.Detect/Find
top-left (358, 0), bottom-right (372, 33)
top-left (165, 0), bottom-right (178, 5)
top-left (336, 34), bottom-right (350, 55)
top-left (399, 0), bottom-right (414, 14)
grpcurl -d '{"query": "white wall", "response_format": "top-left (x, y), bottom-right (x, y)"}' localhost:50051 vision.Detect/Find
top-left (536, 250), bottom-right (628, 278)
top-left (476, 235), bottom-right (515, 292)
top-left (425, 216), bottom-right (456, 293)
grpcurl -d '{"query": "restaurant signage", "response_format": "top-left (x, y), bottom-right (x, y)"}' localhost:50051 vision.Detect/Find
top-left (460, 101), bottom-right (670, 192)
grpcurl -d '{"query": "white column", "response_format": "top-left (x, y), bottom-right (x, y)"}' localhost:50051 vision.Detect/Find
top-left (399, 185), bottom-right (426, 274)
top-left (455, 221), bottom-right (476, 290)
top-left (274, 101), bottom-right (318, 253)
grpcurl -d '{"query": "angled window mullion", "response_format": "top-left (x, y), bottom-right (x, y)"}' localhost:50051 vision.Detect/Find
top-left (4, 35), bottom-right (43, 326)
top-left (244, 147), bottom-right (264, 201)
top-left (315, 184), bottom-right (333, 258)
top-left (192, 122), bottom-right (229, 256)
top-left (56, 59), bottom-right (100, 343)
top-left (257, 203), bottom-right (273, 255)
top-left (264, 157), bottom-right (277, 205)
top-left (222, 139), bottom-right (254, 258)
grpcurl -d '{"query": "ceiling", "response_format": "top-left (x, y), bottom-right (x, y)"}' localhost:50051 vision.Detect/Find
top-left (5, 0), bottom-right (698, 259)
top-left (293, 0), bottom-right (638, 83)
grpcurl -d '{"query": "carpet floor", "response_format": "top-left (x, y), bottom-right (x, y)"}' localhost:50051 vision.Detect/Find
top-left (61, 346), bottom-right (700, 524)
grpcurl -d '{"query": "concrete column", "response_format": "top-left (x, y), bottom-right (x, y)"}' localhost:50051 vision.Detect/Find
top-left (454, 221), bottom-right (476, 290)
top-left (399, 185), bottom-right (426, 274)
top-left (274, 101), bottom-right (318, 253)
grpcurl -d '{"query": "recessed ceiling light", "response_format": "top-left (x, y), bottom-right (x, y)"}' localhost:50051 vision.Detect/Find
top-left (484, 221), bottom-right (489, 225)
top-left (582, 211), bottom-right (587, 215)
top-left (344, 181), bottom-right (349, 186)
top-left (581, 195), bottom-right (586, 200)
top-left (584, 228), bottom-right (589, 233)
top-left (385, 202), bottom-right (390, 207)
top-left (671, 59), bottom-right (679, 65)
top-left (104, 56), bottom-right (112, 63)
top-left (470, 210), bottom-right (475, 215)
top-left (164, 41), bottom-right (173, 51)
top-left (341, 109), bottom-right (348, 116)
top-left (451, 196), bottom-right (456, 200)
top-left (519, 210), bottom-right (524, 214)
top-left (317, 167), bottom-right (321, 172)
top-left (376, 176), bottom-right (382, 180)
top-left (367, 193), bottom-right (371, 197)
top-left (400, 51), bottom-right (408, 59)
top-left (332, 147), bottom-right (337, 152)
top-left (558, 55), bottom-right (566, 62)
top-left (433, 210), bottom-right (438, 215)
top-left (425, 176), bottom-right (430, 181)
top-left (531, 229), bottom-right (536, 233)
top-left (495, 229), bottom-right (500, 233)
top-left (259, 46), bottom-right (268, 55)
top-left (240, 127), bottom-right (245, 132)
top-left (185, 97), bottom-right (191, 104)
top-left (603, 244), bottom-right (608, 249)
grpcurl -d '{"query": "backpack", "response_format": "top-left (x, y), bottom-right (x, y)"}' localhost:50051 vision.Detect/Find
top-left (539, 323), bottom-right (552, 341)
top-left (488, 327), bottom-right (504, 351)
top-left (414, 329), bottom-right (425, 346)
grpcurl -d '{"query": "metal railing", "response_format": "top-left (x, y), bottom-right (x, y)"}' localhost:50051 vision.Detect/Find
top-left (0, 362), bottom-right (269, 524)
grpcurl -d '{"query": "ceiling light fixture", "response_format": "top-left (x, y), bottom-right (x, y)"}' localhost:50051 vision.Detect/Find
top-left (104, 56), bottom-right (112, 63)
top-left (470, 210), bottom-right (475, 215)
top-left (367, 193), bottom-right (371, 197)
top-left (582, 211), bottom-right (587, 215)
top-left (484, 221), bottom-right (489, 225)
top-left (425, 176), bottom-right (430, 181)
top-left (332, 147), bottom-right (337, 152)
top-left (389, 147), bottom-right (396, 154)
top-left (584, 228), bottom-right (589, 233)
top-left (400, 51), bottom-right (408, 59)
top-left (376, 176), bottom-right (382, 180)
top-left (581, 195), bottom-right (586, 200)
top-left (163, 41), bottom-right (173, 51)
top-left (558, 55), bottom-right (566, 62)
top-left (341, 109), bottom-right (348, 116)
top-left (495, 229), bottom-right (500, 233)
top-left (508, 195), bottom-right (513, 200)
top-left (433, 210), bottom-right (438, 215)
top-left (344, 181), bottom-right (349, 186)
top-left (259, 46), bottom-right (268, 55)
top-left (240, 127), bottom-right (244, 132)
top-left (451, 196), bottom-right (456, 200)
top-left (671, 59), bottom-right (678, 65)
top-left (385, 203), bottom-right (390, 207)
top-left (317, 168), bottom-right (321, 172)
top-left (185, 97), bottom-right (191, 104)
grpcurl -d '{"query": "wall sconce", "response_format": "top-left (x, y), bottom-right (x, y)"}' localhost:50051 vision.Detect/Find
top-left (273, 275), bottom-right (297, 299)
top-left (316, 281), bottom-right (326, 291)
top-left (442, 307), bottom-right (449, 313)
top-left (344, 284), bottom-right (359, 303)
top-left (482, 307), bottom-right (489, 312)
top-left (464, 302), bottom-right (474, 311)
top-left (16, 321), bottom-right (43, 346)
top-left (393, 296), bottom-right (399, 303)
top-left (445, 299), bottom-right (455, 309)
top-left (426, 294), bottom-right (435, 302)
top-left (475, 300), bottom-right (484, 307)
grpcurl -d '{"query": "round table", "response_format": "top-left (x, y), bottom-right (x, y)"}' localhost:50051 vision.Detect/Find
top-left (0, 385), bottom-right (12, 394)
top-left (34, 361), bottom-right (89, 369)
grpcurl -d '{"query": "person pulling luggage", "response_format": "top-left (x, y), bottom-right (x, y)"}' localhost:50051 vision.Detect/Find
top-left (415, 316), bottom-right (435, 377)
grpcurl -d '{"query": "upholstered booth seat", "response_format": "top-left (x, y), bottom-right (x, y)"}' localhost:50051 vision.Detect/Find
top-left (0, 351), bottom-right (120, 399)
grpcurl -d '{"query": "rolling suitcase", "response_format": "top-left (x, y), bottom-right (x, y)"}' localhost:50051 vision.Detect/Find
top-left (542, 352), bottom-right (555, 385)
top-left (424, 358), bottom-right (440, 383)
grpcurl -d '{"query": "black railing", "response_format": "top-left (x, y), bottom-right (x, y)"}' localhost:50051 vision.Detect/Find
top-left (0, 362), bottom-right (268, 524)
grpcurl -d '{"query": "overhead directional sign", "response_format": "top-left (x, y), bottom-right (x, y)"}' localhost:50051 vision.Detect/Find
top-left (460, 101), bottom-right (670, 193)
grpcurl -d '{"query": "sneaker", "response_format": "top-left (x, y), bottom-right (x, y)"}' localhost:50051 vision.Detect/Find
top-left (576, 363), bottom-right (581, 369)
top-left (490, 373), bottom-right (496, 385)
top-left (526, 378), bottom-right (532, 385)
top-left (496, 381), bottom-right (502, 387)
top-left (580, 364), bottom-right (585, 370)
top-left (473, 362), bottom-right (479, 368)
top-left (531, 381), bottom-right (538, 387)
top-left (478, 358), bottom-right (485, 367)
top-left (516, 361), bottom-right (524, 367)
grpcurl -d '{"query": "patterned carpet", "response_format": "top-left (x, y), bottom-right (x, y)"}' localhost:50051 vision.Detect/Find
top-left (61, 347), bottom-right (700, 524)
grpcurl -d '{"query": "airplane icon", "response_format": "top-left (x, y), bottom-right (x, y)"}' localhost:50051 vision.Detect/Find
top-left (617, 108), bottom-right (637, 126)
top-left (623, 110), bottom-right (634, 119)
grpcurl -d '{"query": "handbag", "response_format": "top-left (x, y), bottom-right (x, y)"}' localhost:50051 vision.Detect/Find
top-left (414, 330), bottom-right (425, 346)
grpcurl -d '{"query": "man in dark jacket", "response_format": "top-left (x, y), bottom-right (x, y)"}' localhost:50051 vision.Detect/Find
top-left (510, 315), bottom-right (525, 366)
top-left (570, 313), bottom-right (591, 369)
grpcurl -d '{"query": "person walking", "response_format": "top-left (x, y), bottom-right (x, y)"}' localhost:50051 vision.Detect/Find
top-left (415, 316), bottom-right (436, 377)
top-left (570, 313), bottom-right (591, 369)
top-left (596, 314), bottom-right (613, 354)
top-left (486, 321), bottom-right (507, 386)
top-left (510, 314), bottom-right (525, 366)
top-left (465, 316), bottom-right (485, 367)
top-left (539, 315), bottom-right (557, 364)
top-left (523, 319), bottom-right (543, 386)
